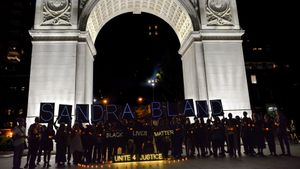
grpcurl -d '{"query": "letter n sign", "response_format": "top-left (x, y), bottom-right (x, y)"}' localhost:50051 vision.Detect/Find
top-left (196, 100), bottom-right (209, 117)
top-left (76, 104), bottom-right (89, 123)
top-left (210, 99), bottom-right (224, 117)
top-left (40, 103), bottom-right (54, 123)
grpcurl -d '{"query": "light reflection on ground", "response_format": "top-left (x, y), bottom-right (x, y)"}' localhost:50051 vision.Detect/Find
top-left (77, 158), bottom-right (188, 169)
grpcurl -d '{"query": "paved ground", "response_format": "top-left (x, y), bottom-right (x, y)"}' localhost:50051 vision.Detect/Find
top-left (1, 144), bottom-right (300, 169)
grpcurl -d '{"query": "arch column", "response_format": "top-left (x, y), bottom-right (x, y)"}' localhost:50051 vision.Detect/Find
top-left (27, 30), bottom-right (95, 125)
top-left (179, 30), bottom-right (251, 117)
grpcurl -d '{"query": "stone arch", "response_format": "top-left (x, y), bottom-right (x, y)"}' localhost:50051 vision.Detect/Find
top-left (27, 0), bottom-right (251, 125)
top-left (78, 0), bottom-right (200, 44)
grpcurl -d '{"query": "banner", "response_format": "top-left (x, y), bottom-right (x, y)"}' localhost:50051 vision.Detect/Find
top-left (196, 100), bottom-right (209, 117)
top-left (57, 104), bottom-right (72, 123)
top-left (183, 99), bottom-right (195, 117)
top-left (210, 99), bottom-right (224, 117)
top-left (75, 104), bottom-right (89, 123)
top-left (39, 103), bottom-right (54, 123)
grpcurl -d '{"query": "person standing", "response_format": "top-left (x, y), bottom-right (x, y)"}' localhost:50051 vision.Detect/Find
top-left (263, 114), bottom-right (277, 156)
top-left (27, 117), bottom-right (42, 169)
top-left (289, 120), bottom-right (299, 144)
top-left (55, 123), bottom-right (67, 167)
top-left (12, 118), bottom-right (26, 169)
top-left (42, 122), bottom-right (55, 168)
top-left (275, 110), bottom-right (291, 156)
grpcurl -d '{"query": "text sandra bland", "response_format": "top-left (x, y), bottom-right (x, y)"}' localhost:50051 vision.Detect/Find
top-left (39, 99), bottom-right (224, 123)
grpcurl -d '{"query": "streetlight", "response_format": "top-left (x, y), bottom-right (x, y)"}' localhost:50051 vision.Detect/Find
top-left (148, 78), bottom-right (157, 101)
top-left (137, 97), bottom-right (144, 103)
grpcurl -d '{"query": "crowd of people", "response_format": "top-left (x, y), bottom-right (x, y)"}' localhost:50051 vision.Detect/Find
top-left (11, 110), bottom-right (297, 169)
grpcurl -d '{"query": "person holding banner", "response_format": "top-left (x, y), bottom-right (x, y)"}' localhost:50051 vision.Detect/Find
top-left (41, 122), bottom-right (55, 168)
top-left (70, 122), bottom-right (83, 165)
top-left (26, 117), bottom-right (42, 169)
top-left (55, 123), bottom-right (67, 167)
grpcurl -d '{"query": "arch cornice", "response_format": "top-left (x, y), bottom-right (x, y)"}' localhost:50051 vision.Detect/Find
top-left (78, 0), bottom-right (201, 44)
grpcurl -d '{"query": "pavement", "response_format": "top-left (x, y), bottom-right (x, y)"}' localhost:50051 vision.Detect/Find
top-left (1, 144), bottom-right (300, 169)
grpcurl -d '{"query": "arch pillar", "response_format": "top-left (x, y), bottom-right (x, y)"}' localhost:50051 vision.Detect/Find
top-left (179, 30), bottom-right (251, 117)
top-left (27, 29), bottom-right (95, 125)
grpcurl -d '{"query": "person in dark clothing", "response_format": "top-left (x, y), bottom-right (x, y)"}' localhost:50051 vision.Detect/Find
top-left (26, 117), bottom-right (42, 169)
top-left (55, 123), bottom-right (67, 167)
top-left (211, 116), bottom-right (225, 157)
top-left (263, 114), bottom-right (277, 156)
top-left (241, 111), bottom-right (255, 156)
top-left (184, 118), bottom-right (195, 157)
top-left (93, 122), bottom-right (105, 163)
top-left (205, 119), bottom-right (213, 156)
top-left (41, 123), bottom-right (55, 168)
top-left (12, 118), bottom-right (26, 169)
top-left (36, 125), bottom-right (46, 166)
top-left (226, 113), bottom-right (238, 158)
top-left (253, 113), bottom-right (265, 156)
top-left (235, 116), bottom-right (242, 156)
top-left (194, 118), bottom-right (207, 158)
top-left (275, 111), bottom-right (291, 156)
top-left (172, 117), bottom-right (184, 159)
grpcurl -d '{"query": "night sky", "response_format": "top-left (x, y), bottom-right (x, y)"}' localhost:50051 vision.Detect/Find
top-left (93, 13), bottom-right (183, 104)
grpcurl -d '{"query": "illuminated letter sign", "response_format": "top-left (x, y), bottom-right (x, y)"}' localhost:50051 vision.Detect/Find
top-left (75, 104), bottom-right (89, 123)
top-left (183, 99), bottom-right (195, 117)
top-left (210, 99), bottom-right (224, 116)
top-left (113, 153), bottom-right (163, 163)
top-left (196, 100), bottom-right (209, 117)
top-left (40, 103), bottom-right (54, 123)
top-left (105, 104), bottom-right (119, 121)
top-left (57, 104), bottom-right (72, 123)
top-left (166, 102), bottom-right (178, 117)
top-left (91, 104), bottom-right (105, 123)
top-left (151, 102), bottom-right (162, 118)
top-left (122, 103), bottom-right (135, 119)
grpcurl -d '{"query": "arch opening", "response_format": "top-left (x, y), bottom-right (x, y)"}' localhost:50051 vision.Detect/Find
top-left (93, 12), bottom-right (184, 104)
top-left (85, 0), bottom-right (194, 44)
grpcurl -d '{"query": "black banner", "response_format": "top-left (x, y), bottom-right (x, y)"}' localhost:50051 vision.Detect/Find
top-left (196, 100), bottom-right (209, 117)
top-left (183, 99), bottom-right (195, 117)
top-left (57, 104), bottom-right (72, 123)
top-left (210, 99), bottom-right (224, 117)
top-left (76, 104), bottom-right (89, 123)
top-left (39, 103), bottom-right (54, 123)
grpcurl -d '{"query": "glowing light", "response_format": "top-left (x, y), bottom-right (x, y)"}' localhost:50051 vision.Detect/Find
top-left (102, 99), bottom-right (108, 105)
top-left (138, 97), bottom-right (143, 103)
top-left (7, 131), bottom-right (13, 138)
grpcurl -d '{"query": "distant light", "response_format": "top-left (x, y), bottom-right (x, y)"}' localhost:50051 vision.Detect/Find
top-left (103, 99), bottom-right (108, 105)
top-left (272, 64), bottom-right (278, 69)
top-left (138, 97), bottom-right (143, 103)
top-left (251, 75), bottom-right (257, 84)
top-left (93, 98), bottom-right (97, 103)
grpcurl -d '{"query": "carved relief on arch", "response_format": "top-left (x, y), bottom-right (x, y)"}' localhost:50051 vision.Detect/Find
top-left (41, 0), bottom-right (72, 26)
top-left (206, 0), bottom-right (233, 26)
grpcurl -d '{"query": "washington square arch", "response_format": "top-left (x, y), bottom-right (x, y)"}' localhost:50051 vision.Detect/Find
top-left (26, 0), bottom-right (251, 124)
